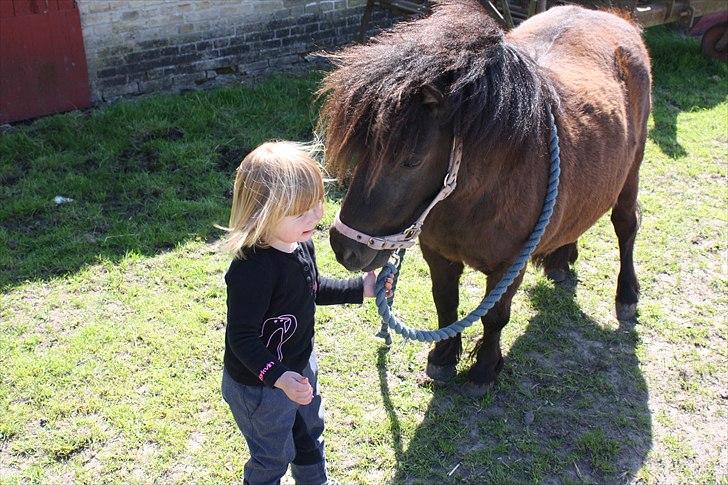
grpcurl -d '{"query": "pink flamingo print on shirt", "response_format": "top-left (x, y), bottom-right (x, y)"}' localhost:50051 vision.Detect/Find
top-left (260, 314), bottom-right (298, 361)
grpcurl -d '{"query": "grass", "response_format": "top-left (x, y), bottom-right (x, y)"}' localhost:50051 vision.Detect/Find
top-left (1, 26), bottom-right (727, 484)
top-left (0, 74), bottom-right (320, 290)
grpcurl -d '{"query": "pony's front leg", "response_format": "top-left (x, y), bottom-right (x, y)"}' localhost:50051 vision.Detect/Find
top-left (465, 268), bottom-right (526, 398)
top-left (421, 243), bottom-right (464, 383)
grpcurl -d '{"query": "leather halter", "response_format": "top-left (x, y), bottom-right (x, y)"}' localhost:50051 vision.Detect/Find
top-left (333, 130), bottom-right (464, 250)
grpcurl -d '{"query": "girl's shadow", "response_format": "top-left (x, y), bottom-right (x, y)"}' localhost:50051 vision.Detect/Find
top-left (377, 280), bottom-right (651, 483)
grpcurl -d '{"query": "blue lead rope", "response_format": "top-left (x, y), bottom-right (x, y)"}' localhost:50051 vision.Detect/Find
top-left (373, 108), bottom-right (561, 343)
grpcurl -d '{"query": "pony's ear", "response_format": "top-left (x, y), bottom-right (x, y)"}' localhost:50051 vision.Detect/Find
top-left (421, 84), bottom-right (443, 108)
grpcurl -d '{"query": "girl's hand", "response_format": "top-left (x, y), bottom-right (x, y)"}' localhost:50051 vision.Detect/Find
top-left (274, 371), bottom-right (313, 405)
top-left (363, 271), bottom-right (394, 298)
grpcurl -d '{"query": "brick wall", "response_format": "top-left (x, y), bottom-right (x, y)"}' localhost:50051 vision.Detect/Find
top-left (78, 0), bottom-right (388, 103)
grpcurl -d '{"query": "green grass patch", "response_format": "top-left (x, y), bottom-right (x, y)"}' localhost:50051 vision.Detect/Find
top-left (0, 74), bottom-right (321, 291)
top-left (575, 428), bottom-right (620, 474)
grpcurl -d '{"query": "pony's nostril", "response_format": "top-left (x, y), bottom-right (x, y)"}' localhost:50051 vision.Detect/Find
top-left (341, 247), bottom-right (356, 266)
top-left (330, 227), bottom-right (371, 271)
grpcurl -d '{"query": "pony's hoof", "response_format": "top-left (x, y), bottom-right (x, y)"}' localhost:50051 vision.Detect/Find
top-left (426, 363), bottom-right (456, 383)
top-left (545, 268), bottom-right (568, 283)
top-left (547, 268), bottom-right (577, 293)
top-left (616, 302), bottom-right (637, 321)
top-left (462, 381), bottom-right (494, 399)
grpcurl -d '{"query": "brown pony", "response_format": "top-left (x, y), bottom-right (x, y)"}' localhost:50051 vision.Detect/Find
top-left (319, 0), bottom-right (651, 396)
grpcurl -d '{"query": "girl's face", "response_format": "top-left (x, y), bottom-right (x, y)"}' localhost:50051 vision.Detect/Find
top-left (269, 201), bottom-right (324, 251)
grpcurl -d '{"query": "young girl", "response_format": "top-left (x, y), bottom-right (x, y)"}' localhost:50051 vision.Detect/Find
top-left (219, 141), bottom-right (390, 485)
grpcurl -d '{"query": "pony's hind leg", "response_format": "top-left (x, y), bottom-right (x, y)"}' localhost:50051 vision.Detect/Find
top-left (542, 242), bottom-right (578, 284)
top-left (421, 244), bottom-right (464, 383)
top-left (611, 167), bottom-right (641, 321)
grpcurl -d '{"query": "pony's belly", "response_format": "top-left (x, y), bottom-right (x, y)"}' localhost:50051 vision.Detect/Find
top-left (421, 229), bottom-right (517, 275)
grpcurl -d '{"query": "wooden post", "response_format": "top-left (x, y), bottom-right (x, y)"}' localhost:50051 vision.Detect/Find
top-left (358, 0), bottom-right (376, 42)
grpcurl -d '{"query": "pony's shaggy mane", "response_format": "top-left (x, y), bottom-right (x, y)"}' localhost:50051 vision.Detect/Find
top-left (317, 0), bottom-right (557, 181)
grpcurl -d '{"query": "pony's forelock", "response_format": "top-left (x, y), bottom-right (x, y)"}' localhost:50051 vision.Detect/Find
top-left (317, 0), bottom-right (556, 182)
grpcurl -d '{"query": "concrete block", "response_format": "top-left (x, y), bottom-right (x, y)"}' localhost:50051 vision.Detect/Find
top-left (88, 1), bottom-right (112, 13)
top-left (102, 81), bottom-right (139, 99)
top-left (239, 60), bottom-right (269, 75)
top-left (268, 54), bottom-right (302, 67)
top-left (138, 77), bottom-right (175, 94)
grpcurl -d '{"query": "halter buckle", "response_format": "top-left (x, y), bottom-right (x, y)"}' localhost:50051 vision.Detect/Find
top-left (403, 225), bottom-right (418, 240)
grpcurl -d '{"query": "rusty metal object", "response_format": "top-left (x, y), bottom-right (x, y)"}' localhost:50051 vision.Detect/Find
top-left (359, 0), bottom-right (726, 32)
top-left (701, 21), bottom-right (728, 60)
top-left (633, 0), bottom-right (724, 27)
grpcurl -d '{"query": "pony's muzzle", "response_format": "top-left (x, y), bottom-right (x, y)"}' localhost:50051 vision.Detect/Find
top-left (329, 227), bottom-right (392, 272)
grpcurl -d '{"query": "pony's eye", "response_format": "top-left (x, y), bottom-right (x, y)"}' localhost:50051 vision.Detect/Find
top-left (402, 158), bottom-right (422, 168)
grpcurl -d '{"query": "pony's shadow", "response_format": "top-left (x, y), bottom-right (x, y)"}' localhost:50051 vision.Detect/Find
top-left (646, 26), bottom-right (728, 159)
top-left (377, 280), bottom-right (651, 483)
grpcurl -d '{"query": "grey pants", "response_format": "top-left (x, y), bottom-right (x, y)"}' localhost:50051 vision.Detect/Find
top-left (222, 354), bottom-right (328, 485)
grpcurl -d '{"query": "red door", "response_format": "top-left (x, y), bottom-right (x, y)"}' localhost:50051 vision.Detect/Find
top-left (0, 0), bottom-right (91, 123)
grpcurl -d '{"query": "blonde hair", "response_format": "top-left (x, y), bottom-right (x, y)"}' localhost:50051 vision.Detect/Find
top-left (219, 141), bottom-right (324, 257)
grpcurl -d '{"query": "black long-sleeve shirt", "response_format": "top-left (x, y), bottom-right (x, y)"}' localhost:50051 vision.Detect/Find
top-left (224, 239), bottom-right (363, 387)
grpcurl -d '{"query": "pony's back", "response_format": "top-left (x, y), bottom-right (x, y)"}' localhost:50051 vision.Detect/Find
top-left (509, 6), bottom-right (649, 76)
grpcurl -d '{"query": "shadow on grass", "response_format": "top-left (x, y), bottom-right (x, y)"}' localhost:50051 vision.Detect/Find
top-left (377, 347), bottom-right (406, 464)
top-left (0, 74), bottom-right (322, 291)
top-left (645, 26), bottom-right (728, 158)
top-left (377, 280), bottom-right (651, 483)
